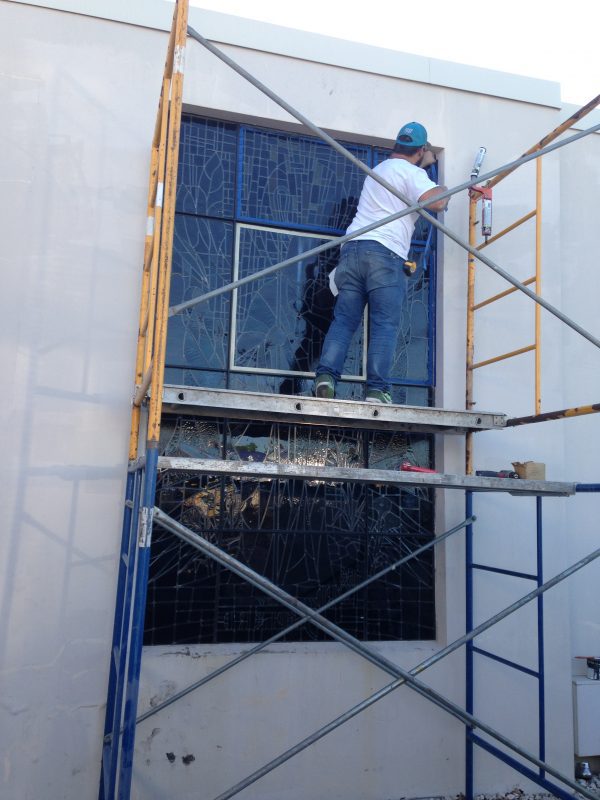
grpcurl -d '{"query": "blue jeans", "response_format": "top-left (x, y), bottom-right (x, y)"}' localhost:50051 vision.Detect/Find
top-left (316, 240), bottom-right (406, 393)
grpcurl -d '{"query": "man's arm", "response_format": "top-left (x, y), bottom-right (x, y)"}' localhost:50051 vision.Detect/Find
top-left (418, 185), bottom-right (449, 213)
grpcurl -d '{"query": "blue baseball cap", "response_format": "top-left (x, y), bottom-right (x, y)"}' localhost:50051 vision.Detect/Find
top-left (396, 122), bottom-right (429, 148)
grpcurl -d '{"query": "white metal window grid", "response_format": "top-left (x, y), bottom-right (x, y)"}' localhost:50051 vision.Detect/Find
top-left (229, 222), bottom-right (368, 380)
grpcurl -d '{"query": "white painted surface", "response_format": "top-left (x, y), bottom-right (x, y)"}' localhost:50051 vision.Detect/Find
top-left (1, 2), bottom-right (598, 799)
top-left (559, 131), bottom-right (600, 659)
top-left (7, 0), bottom-right (563, 107)
top-left (573, 679), bottom-right (600, 756)
top-left (136, 644), bottom-right (466, 800)
top-left (0, 4), bottom-right (161, 798)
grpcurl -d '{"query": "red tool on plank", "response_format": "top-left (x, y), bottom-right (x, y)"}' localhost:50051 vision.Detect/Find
top-left (399, 462), bottom-right (437, 474)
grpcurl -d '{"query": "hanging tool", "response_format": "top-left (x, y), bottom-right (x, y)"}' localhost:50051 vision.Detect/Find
top-left (470, 146), bottom-right (487, 180)
top-left (469, 148), bottom-right (493, 239)
top-left (480, 189), bottom-right (493, 238)
top-left (403, 260), bottom-right (417, 276)
top-left (469, 185), bottom-right (493, 241)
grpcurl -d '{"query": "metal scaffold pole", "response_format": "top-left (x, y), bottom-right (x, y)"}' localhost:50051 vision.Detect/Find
top-left (153, 506), bottom-right (600, 800)
top-left (98, 2), bottom-right (190, 798)
top-left (135, 515), bottom-right (475, 726)
top-left (182, 26), bottom-right (600, 351)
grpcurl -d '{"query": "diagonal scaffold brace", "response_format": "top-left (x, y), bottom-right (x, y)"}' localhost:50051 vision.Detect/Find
top-left (132, 514), bottom-right (474, 727)
top-left (153, 507), bottom-right (600, 800)
top-left (180, 26), bottom-right (600, 352)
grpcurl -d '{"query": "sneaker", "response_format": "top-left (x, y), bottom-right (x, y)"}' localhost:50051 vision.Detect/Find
top-left (315, 374), bottom-right (335, 399)
top-left (365, 389), bottom-right (392, 404)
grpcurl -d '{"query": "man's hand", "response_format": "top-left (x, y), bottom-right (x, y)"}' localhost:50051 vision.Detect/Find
top-left (419, 149), bottom-right (437, 169)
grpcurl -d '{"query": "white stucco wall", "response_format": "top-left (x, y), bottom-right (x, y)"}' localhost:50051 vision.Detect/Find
top-left (559, 133), bottom-right (600, 658)
top-left (0, 3), bottom-right (161, 798)
top-left (1, 2), bottom-right (598, 799)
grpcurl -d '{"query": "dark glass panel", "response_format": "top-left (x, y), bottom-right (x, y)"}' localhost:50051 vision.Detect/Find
top-left (392, 267), bottom-right (431, 383)
top-left (228, 372), bottom-right (367, 401)
top-left (389, 385), bottom-right (431, 407)
top-left (234, 227), bottom-right (363, 376)
top-left (176, 116), bottom-right (237, 217)
top-left (239, 127), bottom-right (365, 232)
top-left (373, 146), bottom-right (393, 166)
top-left (164, 368), bottom-right (227, 390)
top-left (166, 216), bottom-right (233, 371)
top-left (145, 418), bottom-right (435, 644)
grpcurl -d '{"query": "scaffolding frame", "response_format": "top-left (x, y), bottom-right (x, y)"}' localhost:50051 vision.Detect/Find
top-left (465, 94), bottom-right (600, 473)
top-left (98, 3), bottom-right (600, 798)
top-left (98, 2), bottom-right (189, 797)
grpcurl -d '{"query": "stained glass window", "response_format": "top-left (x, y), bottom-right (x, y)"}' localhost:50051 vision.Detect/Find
top-left (167, 216), bottom-right (233, 372)
top-left (166, 116), bottom-right (437, 393)
top-left (145, 416), bottom-right (435, 644)
top-left (239, 128), bottom-right (367, 233)
top-left (152, 115), bottom-right (440, 645)
top-left (176, 116), bottom-right (237, 217)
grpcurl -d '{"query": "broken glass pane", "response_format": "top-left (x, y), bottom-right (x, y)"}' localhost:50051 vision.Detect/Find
top-left (145, 417), bottom-right (435, 644)
top-left (234, 226), bottom-right (363, 376)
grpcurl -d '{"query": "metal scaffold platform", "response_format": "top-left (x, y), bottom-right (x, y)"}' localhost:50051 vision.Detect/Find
top-left (163, 384), bottom-right (507, 433)
top-left (154, 455), bottom-right (575, 496)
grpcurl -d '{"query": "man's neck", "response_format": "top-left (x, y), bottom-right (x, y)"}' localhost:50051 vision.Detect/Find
top-left (391, 153), bottom-right (419, 165)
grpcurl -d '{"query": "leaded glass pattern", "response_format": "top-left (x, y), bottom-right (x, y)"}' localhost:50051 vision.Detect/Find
top-left (392, 267), bottom-right (432, 383)
top-left (167, 217), bottom-right (233, 371)
top-left (168, 115), bottom-right (437, 394)
top-left (145, 416), bottom-right (435, 644)
top-left (153, 118), bottom-right (440, 645)
top-left (233, 226), bottom-right (363, 376)
top-left (176, 116), bottom-right (237, 217)
top-left (239, 127), bottom-right (366, 233)
top-left (228, 373), bottom-right (371, 400)
top-left (164, 368), bottom-right (227, 390)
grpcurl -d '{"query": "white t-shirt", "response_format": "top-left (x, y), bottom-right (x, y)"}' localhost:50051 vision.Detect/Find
top-left (345, 158), bottom-right (437, 258)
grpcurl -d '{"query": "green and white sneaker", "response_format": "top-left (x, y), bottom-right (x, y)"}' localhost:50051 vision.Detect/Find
top-left (365, 389), bottom-right (392, 404)
top-left (315, 374), bottom-right (335, 399)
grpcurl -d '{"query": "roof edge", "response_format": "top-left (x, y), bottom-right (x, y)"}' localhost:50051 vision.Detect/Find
top-left (11, 0), bottom-right (574, 111)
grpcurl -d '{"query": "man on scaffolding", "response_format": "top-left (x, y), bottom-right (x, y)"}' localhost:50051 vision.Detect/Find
top-left (315, 121), bottom-right (449, 404)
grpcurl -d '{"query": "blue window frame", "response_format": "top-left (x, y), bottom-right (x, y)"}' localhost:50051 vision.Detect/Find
top-left (166, 116), bottom-right (438, 401)
top-left (151, 115), bottom-right (440, 645)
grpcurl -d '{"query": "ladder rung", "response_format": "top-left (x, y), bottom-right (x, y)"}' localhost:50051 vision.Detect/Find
top-left (472, 344), bottom-right (535, 370)
top-left (476, 209), bottom-right (536, 250)
top-left (472, 276), bottom-right (536, 310)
